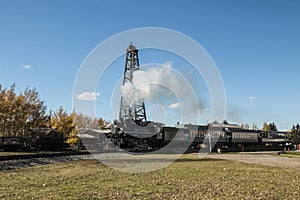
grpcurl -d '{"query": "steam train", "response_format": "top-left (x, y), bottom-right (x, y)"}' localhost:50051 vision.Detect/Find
top-left (0, 121), bottom-right (291, 152)
top-left (108, 119), bottom-right (292, 152)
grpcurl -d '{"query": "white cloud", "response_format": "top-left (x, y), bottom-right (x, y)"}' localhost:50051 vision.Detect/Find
top-left (21, 64), bottom-right (32, 70)
top-left (77, 92), bottom-right (100, 101)
top-left (168, 102), bottom-right (181, 109)
top-left (248, 96), bottom-right (256, 100)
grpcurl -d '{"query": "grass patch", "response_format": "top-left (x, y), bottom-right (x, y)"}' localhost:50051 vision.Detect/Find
top-left (0, 152), bottom-right (36, 156)
top-left (278, 152), bottom-right (300, 158)
top-left (0, 154), bottom-right (299, 199)
top-left (0, 150), bottom-right (89, 157)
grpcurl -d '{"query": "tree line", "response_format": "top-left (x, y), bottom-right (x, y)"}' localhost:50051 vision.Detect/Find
top-left (1, 84), bottom-right (300, 145)
top-left (262, 122), bottom-right (278, 131)
top-left (0, 84), bottom-right (109, 141)
top-left (290, 124), bottom-right (300, 145)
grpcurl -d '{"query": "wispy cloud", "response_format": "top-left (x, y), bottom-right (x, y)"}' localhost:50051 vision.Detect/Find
top-left (77, 92), bottom-right (100, 101)
top-left (168, 102), bottom-right (181, 109)
top-left (248, 96), bottom-right (256, 100)
top-left (22, 64), bottom-right (32, 70)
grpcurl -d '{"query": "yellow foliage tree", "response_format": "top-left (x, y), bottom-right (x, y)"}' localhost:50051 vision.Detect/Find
top-left (262, 122), bottom-right (270, 130)
top-left (49, 107), bottom-right (77, 139)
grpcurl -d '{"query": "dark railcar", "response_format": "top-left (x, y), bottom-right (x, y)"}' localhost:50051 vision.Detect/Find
top-left (185, 125), bottom-right (207, 143)
top-left (162, 127), bottom-right (189, 142)
top-left (0, 137), bottom-right (25, 151)
top-left (35, 135), bottom-right (64, 150)
top-left (229, 129), bottom-right (259, 144)
top-left (260, 130), bottom-right (290, 145)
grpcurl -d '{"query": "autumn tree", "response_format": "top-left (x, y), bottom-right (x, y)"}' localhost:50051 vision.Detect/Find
top-left (49, 107), bottom-right (76, 138)
top-left (269, 122), bottom-right (277, 131)
top-left (290, 124), bottom-right (300, 145)
top-left (0, 84), bottom-right (16, 135)
top-left (223, 120), bottom-right (229, 124)
top-left (262, 122), bottom-right (278, 131)
top-left (74, 113), bottom-right (109, 131)
top-left (0, 84), bottom-right (109, 141)
top-left (0, 84), bottom-right (48, 137)
top-left (262, 122), bottom-right (270, 130)
top-left (22, 87), bottom-right (48, 135)
top-left (244, 123), bottom-right (250, 129)
top-left (98, 117), bottom-right (110, 129)
top-left (252, 123), bottom-right (258, 130)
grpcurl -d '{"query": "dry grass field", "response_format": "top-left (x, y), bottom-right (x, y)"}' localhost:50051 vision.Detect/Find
top-left (279, 152), bottom-right (300, 159)
top-left (0, 154), bottom-right (300, 199)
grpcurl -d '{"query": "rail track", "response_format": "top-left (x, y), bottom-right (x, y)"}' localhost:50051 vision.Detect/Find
top-left (0, 151), bottom-right (92, 171)
top-left (0, 151), bottom-right (90, 161)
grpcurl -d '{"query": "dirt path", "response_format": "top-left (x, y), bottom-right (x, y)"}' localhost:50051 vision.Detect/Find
top-left (206, 152), bottom-right (300, 170)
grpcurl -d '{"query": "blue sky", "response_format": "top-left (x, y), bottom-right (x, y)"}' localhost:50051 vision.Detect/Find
top-left (0, 0), bottom-right (300, 130)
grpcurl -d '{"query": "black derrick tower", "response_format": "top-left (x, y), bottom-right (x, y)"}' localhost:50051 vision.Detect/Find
top-left (119, 43), bottom-right (147, 124)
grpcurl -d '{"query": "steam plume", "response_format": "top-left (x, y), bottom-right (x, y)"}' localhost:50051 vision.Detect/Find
top-left (120, 62), bottom-right (201, 124)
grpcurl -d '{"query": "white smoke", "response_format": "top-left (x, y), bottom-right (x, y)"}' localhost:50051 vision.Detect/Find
top-left (168, 102), bottom-right (181, 109)
top-left (120, 62), bottom-right (201, 124)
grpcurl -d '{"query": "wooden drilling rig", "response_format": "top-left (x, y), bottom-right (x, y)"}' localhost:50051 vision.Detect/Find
top-left (119, 43), bottom-right (147, 125)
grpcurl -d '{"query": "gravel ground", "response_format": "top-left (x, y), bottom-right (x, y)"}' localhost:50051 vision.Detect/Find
top-left (0, 154), bottom-right (93, 171)
top-left (206, 152), bottom-right (300, 170)
top-left (2, 151), bottom-right (300, 171)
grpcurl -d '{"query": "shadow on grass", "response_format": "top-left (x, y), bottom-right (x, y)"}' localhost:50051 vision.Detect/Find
top-left (90, 156), bottom-right (225, 164)
top-left (175, 157), bottom-right (224, 163)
